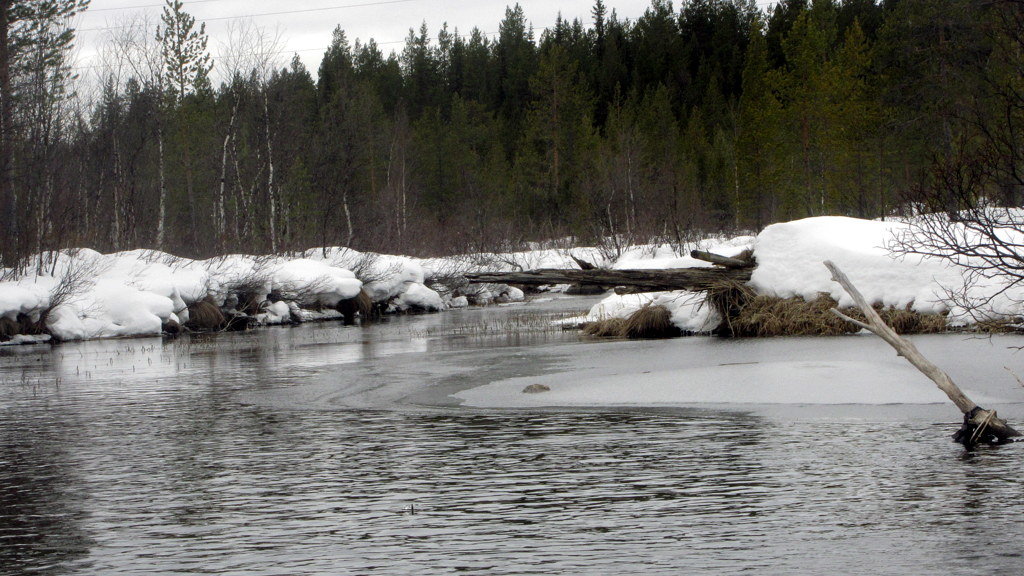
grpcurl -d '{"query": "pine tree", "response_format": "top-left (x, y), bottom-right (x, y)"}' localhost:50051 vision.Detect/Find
top-left (157, 0), bottom-right (211, 103)
top-left (736, 21), bottom-right (784, 227)
top-left (519, 44), bottom-right (596, 235)
top-left (155, 0), bottom-right (211, 252)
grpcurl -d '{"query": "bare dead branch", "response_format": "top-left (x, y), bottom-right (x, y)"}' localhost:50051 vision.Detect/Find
top-left (825, 260), bottom-right (1019, 444)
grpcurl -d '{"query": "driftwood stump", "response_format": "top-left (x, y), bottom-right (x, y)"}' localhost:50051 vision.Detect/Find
top-left (824, 260), bottom-right (1020, 447)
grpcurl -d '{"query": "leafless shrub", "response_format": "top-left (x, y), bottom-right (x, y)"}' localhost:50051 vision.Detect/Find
top-left (37, 250), bottom-right (107, 326)
top-left (890, 203), bottom-right (1024, 322)
top-left (271, 275), bottom-right (336, 307)
top-left (205, 255), bottom-right (275, 314)
top-left (314, 248), bottom-right (403, 285)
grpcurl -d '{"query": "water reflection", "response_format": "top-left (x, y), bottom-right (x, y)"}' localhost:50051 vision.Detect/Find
top-left (2, 298), bottom-right (1024, 574)
top-left (0, 407), bottom-right (93, 574)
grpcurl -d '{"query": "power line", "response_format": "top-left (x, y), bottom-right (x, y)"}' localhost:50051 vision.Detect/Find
top-left (70, 26), bottom-right (509, 72)
top-left (87, 0), bottom-right (232, 13)
top-left (78, 0), bottom-right (424, 32)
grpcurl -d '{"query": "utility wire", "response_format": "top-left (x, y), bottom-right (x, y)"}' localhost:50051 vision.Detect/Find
top-left (78, 0), bottom-right (424, 32)
top-left (70, 27), bottom-right (510, 72)
top-left (88, 0), bottom-right (232, 12)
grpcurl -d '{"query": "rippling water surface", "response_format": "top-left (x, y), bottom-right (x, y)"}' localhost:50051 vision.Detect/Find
top-left (2, 297), bottom-right (1024, 575)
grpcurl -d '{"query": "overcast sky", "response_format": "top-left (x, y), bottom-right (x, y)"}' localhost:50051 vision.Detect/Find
top-left (73, 0), bottom-right (776, 82)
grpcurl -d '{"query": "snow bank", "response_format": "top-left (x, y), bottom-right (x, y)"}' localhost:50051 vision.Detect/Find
top-left (582, 236), bottom-right (754, 333)
top-left (0, 245), bottom-right (473, 342)
top-left (393, 282), bottom-right (444, 312)
top-left (0, 280), bottom-right (50, 321)
top-left (586, 291), bottom-right (721, 333)
top-left (611, 235), bottom-right (755, 270)
top-left (307, 247), bottom-right (446, 311)
top-left (580, 215), bottom-right (1024, 331)
top-left (8, 212), bottom-right (1024, 343)
top-left (0, 249), bottom-right (373, 341)
top-left (750, 217), bottom-right (960, 314)
top-left (748, 216), bottom-right (1024, 321)
top-left (270, 258), bottom-right (361, 307)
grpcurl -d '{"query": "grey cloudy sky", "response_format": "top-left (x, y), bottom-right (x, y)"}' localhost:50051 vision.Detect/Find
top-left (73, 0), bottom-right (775, 81)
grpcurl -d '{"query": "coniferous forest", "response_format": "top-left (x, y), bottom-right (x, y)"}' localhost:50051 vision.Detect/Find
top-left (0, 0), bottom-right (1020, 267)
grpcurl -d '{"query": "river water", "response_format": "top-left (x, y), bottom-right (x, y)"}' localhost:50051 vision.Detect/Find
top-left (2, 296), bottom-right (1024, 575)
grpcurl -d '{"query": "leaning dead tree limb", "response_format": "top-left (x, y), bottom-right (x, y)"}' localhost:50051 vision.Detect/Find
top-left (464, 267), bottom-right (752, 292)
top-left (824, 260), bottom-right (1020, 446)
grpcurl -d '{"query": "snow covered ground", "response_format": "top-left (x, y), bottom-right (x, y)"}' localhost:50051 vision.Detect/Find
top-left (3, 214), bottom-right (1023, 343)
top-left (0, 248), bottom-right (449, 342)
top-left (582, 215), bottom-right (1024, 332)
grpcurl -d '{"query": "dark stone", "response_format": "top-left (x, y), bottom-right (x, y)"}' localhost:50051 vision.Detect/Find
top-left (565, 284), bottom-right (607, 296)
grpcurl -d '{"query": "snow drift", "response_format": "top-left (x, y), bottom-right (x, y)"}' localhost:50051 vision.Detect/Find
top-left (5, 213), bottom-right (1024, 343)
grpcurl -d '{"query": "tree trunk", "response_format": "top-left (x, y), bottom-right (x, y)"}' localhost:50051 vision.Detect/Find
top-left (824, 260), bottom-right (1020, 446)
top-left (264, 93), bottom-right (277, 253)
top-left (465, 267), bottom-right (751, 292)
top-left (157, 123), bottom-right (167, 250)
top-left (0, 0), bottom-right (13, 266)
top-left (217, 95), bottom-right (238, 251)
top-left (183, 128), bottom-right (198, 253)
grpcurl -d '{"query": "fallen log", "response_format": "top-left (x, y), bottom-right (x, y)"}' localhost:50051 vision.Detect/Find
top-left (825, 260), bottom-right (1020, 447)
top-left (464, 266), bottom-right (752, 292)
top-left (690, 250), bottom-right (754, 269)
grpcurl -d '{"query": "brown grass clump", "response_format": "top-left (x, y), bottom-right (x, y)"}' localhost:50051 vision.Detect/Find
top-left (581, 317), bottom-right (628, 337)
top-left (732, 248), bottom-right (755, 265)
top-left (356, 289), bottom-right (375, 319)
top-left (621, 304), bottom-right (680, 338)
top-left (874, 305), bottom-right (947, 334)
top-left (583, 305), bottom-right (681, 339)
top-left (728, 293), bottom-right (947, 337)
top-left (729, 295), bottom-right (855, 337)
top-left (186, 299), bottom-right (226, 331)
top-left (234, 290), bottom-right (264, 316)
top-left (0, 316), bottom-right (18, 340)
top-left (969, 318), bottom-right (1023, 333)
top-left (337, 289), bottom-right (378, 325)
top-left (16, 313), bottom-right (45, 335)
top-left (704, 278), bottom-right (755, 336)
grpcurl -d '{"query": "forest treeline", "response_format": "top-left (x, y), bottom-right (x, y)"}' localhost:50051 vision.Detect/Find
top-left (0, 0), bottom-right (1019, 267)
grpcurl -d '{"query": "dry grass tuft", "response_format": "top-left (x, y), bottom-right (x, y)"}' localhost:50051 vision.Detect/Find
top-left (0, 316), bottom-right (18, 340)
top-left (730, 295), bottom-right (857, 337)
top-left (970, 318), bottom-right (1024, 333)
top-left (620, 304), bottom-right (680, 339)
top-left (337, 289), bottom-right (380, 325)
top-left (728, 293), bottom-right (947, 337)
top-left (583, 305), bottom-right (681, 339)
top-left (874, 305), bottom-right (948, 334)
top-left (186, 299), bottom-right (226, 331)
top-left (16, 314), bottom-right (45, 335)
top-left (704, 278), bottom-right (755, 336)
top-left (356, 289), bottom-right (375, 319)
top-left (581, 317), bottom-right (628, 337)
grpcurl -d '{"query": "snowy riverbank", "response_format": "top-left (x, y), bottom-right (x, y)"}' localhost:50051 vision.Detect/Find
top-left (3, 214), bottom-right (1023, 344)
top-left (584, 215), bottom-right (1024, 333)
top-left (0, 247), bottom-right (529, 343)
